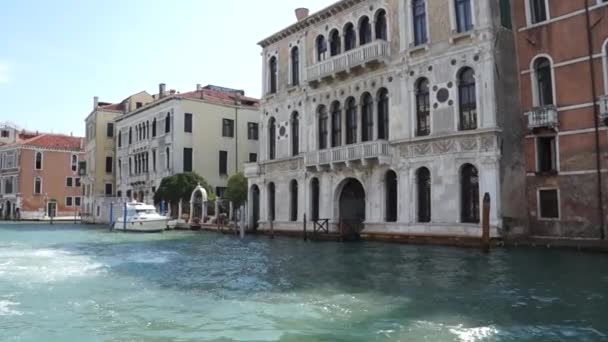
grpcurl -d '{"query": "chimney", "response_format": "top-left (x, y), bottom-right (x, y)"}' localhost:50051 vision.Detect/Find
top-left (169, 89), bottom-right (176, 95)
top-left (295, 8), bottom-right (309, 21)
top-left (159, 83), bottom-right (166, 98)
top-left (196, 84), bottom-right (202, 91)
top-left (93, 96), bottom-right (99, 110)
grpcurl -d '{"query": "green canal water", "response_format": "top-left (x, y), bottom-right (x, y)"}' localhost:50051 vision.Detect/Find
top-left (1, 224), bottom-right (607, 341)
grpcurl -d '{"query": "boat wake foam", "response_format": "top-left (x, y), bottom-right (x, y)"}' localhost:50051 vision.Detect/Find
top-left (0, 243), bottom-right (107, 283)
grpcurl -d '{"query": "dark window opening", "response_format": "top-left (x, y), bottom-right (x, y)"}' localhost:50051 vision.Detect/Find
top-left (455, 0), bottom-right (473, 33)
top-left (377, 88), bottom-right (389, 140)
top-left (458, 67), bottom-right (477, 131)
top-left (268, 118), bottom-right (276, 160)
top-left (269, 57), bottom-right (277, 94)
top-left (66, 177), bottom-right (73, 187)
top-left (292, 112), bottom-right (299, 156)
top-left (346, 97), bottom-right (357, 145)
top-left (385, 170), bottom-right (398, 222)
top-left (535, 57), bottom-right (554, 106)
top-left (500, 0), bottom-right (512, 29)
top-left (416, 78), bottom-right (431, 136)
top-left (183, 148), bottom-right (193, 172)
top-left (361, 93), bottom-right (373, 142)
top-left (539, 189), bottom-right (559, 219)
top-left (136, 102), bottom-right (143, 109)
top-left (461, 164), bottom-right (480, 223)
top-left (311, 178), bottom-right (320, 221)
top-left (291, 47), bottom-right (300, 86)
top-left (330, 30), bottom-right (341, 56)
top-left (222, 119), bottom-right (234, 138)
top-left (219, 150), bottom-right (228, 175)
top-left (107, 123), bottom-right (114, 137)
top-left (35, 152), bottom-right (43, 170)
top-left (184, 113), bottom-right (193, 133)
top-left (290, 180), bottom-right (298, 222)
top-left (375, 10), bottom-right (388, 40)
top-left (344, 23), bottom-right (356, 51)
top-left (537, 136), bottom-right (557, 174)
top-left (66, 197), bottom-right (73, 206)
top-left (249, 153), bottom-right (257, 163)
top-left (268, 183), bottom-right (276, 221)
top-left (359, 16), bottom-right (372, 45)
top-left (331, 102), bottom-right (342, 147)
top-left (530, 0), bottom-right (547, 24)
top-left (417, 167), bottom-right (431, 223)
top-left (152, 118), bottom-right (157, 137)
top-left (248, 122), bottom-right (259, 140)
top-left (165, 113), bottom-right (171, 133)
top-left (316, 35), bottom-right (327, 61)
top-left (413, 0), bottom-right (428, 45)
top-left (105, 156), bottom-right (113, 173)
top-left (34, 177), bottom-right (42, 195)
top-left (105, 183), bottom-right (113, 196)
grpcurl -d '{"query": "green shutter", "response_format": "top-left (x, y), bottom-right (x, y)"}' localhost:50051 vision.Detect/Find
top-left (500, 0), bottom-right (512, 29)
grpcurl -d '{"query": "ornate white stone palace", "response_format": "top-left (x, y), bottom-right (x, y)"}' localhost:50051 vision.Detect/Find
top-left (246, 0), bottom-right (527, 238)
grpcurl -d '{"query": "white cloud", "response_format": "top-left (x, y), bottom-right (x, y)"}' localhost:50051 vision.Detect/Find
top-left (0, 63), bottom-right (10, 84)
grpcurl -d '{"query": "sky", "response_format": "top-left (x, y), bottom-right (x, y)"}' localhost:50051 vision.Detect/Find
top-left (0, 0), bottom-right (335, 136)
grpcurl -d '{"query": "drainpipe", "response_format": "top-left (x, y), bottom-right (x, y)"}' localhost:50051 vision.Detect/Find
top-left (235, 93), bottom-right (241, 173)
top-left (584, 0), bottom-right (606, 239)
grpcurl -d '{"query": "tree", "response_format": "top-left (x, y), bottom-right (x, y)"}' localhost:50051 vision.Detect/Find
top-left (223, 172), bottom-right (248, 208)
top-left (154, 172), bottom-right (216, 206)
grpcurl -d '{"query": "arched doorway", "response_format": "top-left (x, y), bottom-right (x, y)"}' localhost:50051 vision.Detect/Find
top-left (251, 185), bottom-right (260, 230)
top-left (338, 178), bottom-right (366, 223)
top-left (338, 178), bottom-right (366, 239)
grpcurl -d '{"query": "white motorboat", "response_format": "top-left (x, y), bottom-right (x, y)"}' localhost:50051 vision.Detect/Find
top-left (113, 202), bottom-right (168, 233)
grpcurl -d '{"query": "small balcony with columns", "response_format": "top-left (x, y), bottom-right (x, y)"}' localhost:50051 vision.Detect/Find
top-left (305, 9), bottom-right (390, 86)
top-left (305, 140), bottom-right (392, 171)
top-left (306, 40), bottom-right (390, 85)
top-left (526, 105), bottom-right (559, 131)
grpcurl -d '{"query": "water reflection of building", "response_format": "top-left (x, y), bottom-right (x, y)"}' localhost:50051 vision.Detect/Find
top-left (246, 0), bottom-right (527, 239)
top-left (0, 122), bottom-right (84, 220)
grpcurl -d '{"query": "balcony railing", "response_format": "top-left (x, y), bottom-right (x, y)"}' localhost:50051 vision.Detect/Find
top-left (305, 140), bottom-right (392, 168)
top-left (599, 95), bottom-right (608, 122)
top-left (306, 40), bottom-right (390, 82)
top-left (526, 105), bottom-right (559, 130)
top-left (244, 163), bottom-right (260, 178)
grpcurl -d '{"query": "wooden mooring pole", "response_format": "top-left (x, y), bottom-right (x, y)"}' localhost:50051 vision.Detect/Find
top-left (482, 193), bottom-right (491, 253)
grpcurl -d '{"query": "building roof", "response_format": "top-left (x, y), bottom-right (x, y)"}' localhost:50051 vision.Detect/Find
top-left (115, 87), bottom-right (259, 123)
top-left (258, 0), bottom-right (364, 47)
top-left (1, 132), bottom-right (84, 151)
top-left (179, 88), bottom-right (260, 108)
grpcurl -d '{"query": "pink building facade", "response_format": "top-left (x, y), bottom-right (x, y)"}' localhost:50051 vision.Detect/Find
top-left (0, 126), bottom-right (84, 220)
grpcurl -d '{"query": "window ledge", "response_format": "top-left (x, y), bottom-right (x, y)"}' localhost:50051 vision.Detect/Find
top-left (407, 43), bottom-right (429, 56)
top-left (537, 217), bottom-right (561, 222)
top-left (449, 30), bottom-right (474, 44)
top-left (535, 171), bottom-right (558, 177)
top-left (286, 85), bottom-right (302, 94)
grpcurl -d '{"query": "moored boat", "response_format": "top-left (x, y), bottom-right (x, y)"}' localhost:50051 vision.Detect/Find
top-left (113, 202), bottom-right (168, 233)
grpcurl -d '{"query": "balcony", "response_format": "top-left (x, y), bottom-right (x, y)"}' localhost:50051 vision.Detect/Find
top-left (306, 40), bottom-right (390, 83)
top-left (305, 141), bottom-right (392, 169)
top-left (244, 163), bottom-right (260, 178)
top-left (599, 95), bottom-right (608, 123)
top-left (526, 105), bottom-right (559, 130)
top-left (129, 174), bottom-right (150, 185)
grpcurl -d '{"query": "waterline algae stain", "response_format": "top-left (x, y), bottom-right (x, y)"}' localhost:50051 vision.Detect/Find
top-left (0, 223), bottom-right (607, 341)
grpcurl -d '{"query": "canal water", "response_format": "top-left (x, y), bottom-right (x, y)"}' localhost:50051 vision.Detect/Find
top-left (1, 224), bottom-right (607, 341)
